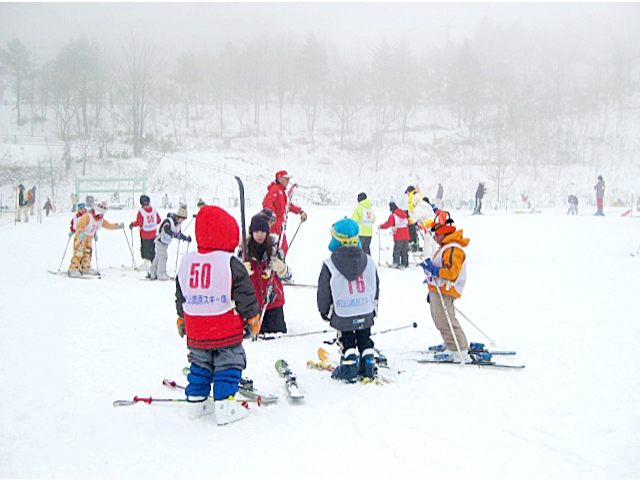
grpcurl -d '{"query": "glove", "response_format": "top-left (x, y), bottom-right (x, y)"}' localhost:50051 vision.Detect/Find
top-left (420, 259), bottom-right (440, 277)
top-left (270, 257), bottom-right (288, 278)
top-left (176, 317), bottom-right (185, 338)
top-left (129, 223), bottom-right (134, 230)
top-left (68, 231), bottom-right (74, 238)
top-left (117, 223), bottom-right (125, 229)
top-left (243, 261), bottom-right (254, 276)
top-left (94, 233), bottom-right (98, 242)
top-left (185, 235), bottom-right (192, 243)
top-left (299, 211), bottom-right (308, 222)
top-left (79, 232), bottom-right (86, 240)
top-left (246, 314), bottom-right (261, 340)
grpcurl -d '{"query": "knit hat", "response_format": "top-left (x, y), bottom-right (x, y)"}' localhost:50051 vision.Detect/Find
top-left (328, 217), bottom-right (361, 252)
top-left (77, 202), bottom-right (86, 210)
top-left (249, 212), bottom-right (270, 234)
top-left (140, 194), bottom-right (150, 206)
top-left (389, 201), bottom-right (399, 213)
top-left (176, 205), bottom-right (188, 219)
top-left (94, 201), bottom-right (108, 215)
top-left (196, 206), bottom-right (239, 253)
top-left (197, 198), bottom-right (206, 208)
top-left (430, 210), bottom-right (456, 235)
top-left (404, 185), bottom-right (415, 194)
top-left (357, 192), bottom-right (367, 203)
top-left (275, 170), bottom-right (291, 180)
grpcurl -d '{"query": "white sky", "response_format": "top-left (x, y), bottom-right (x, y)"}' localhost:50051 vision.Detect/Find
top-left (1, 2), bottom-right (638, 61)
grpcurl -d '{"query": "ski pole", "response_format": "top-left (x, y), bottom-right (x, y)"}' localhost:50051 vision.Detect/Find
top-left (371, 322), bottom-right (418, 336)
top-left (94, 236), bottom-right (100, 274)
top-left (454, 306), bottom-right (497, 347)
top-left (113, 396), bottom-right (188, 406)
top-left (174, 239), bottom-right (181, 276)
top-left (57, 235), bottom-right (72, 272)
top-left (122, 229), bottom-right (137, 269)
top-left (434, 283), bottom-right (464, 366)
top-left (162, 378), bottom-right (261, 406)
top-left (377, 226), bottom-right (381, 266)
top-left (287, 221), bottom-right (303, 251)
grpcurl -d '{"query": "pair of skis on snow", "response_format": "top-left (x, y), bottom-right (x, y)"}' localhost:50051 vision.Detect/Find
top-left (415, 344), bottom-right (525, 369)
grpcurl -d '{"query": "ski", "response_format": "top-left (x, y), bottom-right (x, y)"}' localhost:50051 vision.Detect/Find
top-left (48, 269), bottom-right (100, 279)
top-left (416, 358), bottom-right (525, 369)
top-left (274, 359), bottom-right (304, 399)
top-left (180, 366), bottom-right (278, 403)
top-left (234, 176), bottom-right (247, 261)
top-left (416, 349), bottom-right (516, 356)
top-left (162, 378), bottom-right (263, 406)
top-left (316, 347), bottom-right (393, 384)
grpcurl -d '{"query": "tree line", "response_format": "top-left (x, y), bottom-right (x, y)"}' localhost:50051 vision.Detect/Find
top-left (1, 21), bottom-right (639, 174)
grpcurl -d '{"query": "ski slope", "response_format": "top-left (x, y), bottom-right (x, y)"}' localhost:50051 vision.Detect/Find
top-left (1, 205), bottom-right (639, 478)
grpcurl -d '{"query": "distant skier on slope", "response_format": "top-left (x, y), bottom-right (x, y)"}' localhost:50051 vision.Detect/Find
top-left (129, 195), bottom-right (161, 272)
top-left (317, 218), bottom-right (380, 382)
top-left (175, 205), bottom-right (260, 425)
top-left (148, 205), bottom-right (191, 281)
top-left (594, 175), bottom-right (605, 216)
top-left (68, 202), bottom-right (124, 277)
top-left (379, 202), bottom-right (410, 268)
top-left (351, 192), bottom-right (376, 256)
top-left (262, 170), bottom-right (307, 257)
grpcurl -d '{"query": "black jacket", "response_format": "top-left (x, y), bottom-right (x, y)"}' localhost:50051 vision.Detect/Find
top-left (317, 246), bottom-right (379, 332)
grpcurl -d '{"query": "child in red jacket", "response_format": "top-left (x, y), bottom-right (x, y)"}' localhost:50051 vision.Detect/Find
top-left (379, 202), bottom-right (410, 268)
top-left (176, 206), bottom-right (260, 425)
top-left (129, 194), bottom-right (161, 270)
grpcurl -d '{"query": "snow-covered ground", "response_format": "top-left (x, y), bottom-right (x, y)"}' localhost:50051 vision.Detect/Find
top-left (1, 203), bottom-right (640, 478)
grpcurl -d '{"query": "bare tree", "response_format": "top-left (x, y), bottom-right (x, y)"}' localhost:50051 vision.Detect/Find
top-left (298, 34), bottom-right (329, 142)
top-left (327, 56), bottom-right (368, 148)
top-left (0, 38), bottom-right (32, 125)
top-left (110, 37), bottom-right (162, 157)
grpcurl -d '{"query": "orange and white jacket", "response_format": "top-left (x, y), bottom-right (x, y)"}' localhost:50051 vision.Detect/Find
top-left (426, 230), bottom-right (470, 299)
top-left (75, 212), bottom-right (118, 238)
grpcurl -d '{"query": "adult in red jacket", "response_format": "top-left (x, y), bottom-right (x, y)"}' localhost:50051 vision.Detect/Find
top-left (129, 195), bottom-right (161, 269)
top-left (379, 202), bottom-right (410, 268)
top-left (262, 170), bottom-right (307, 256)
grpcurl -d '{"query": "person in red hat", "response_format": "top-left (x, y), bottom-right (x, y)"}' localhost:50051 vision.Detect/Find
top-left (261, 170), bottom-right (307, 256)
top-left (420, 211), bottom-right (470, 360)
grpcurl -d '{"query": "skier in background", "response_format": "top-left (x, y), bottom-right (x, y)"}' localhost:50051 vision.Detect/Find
top-left (317, 217), bottom-right (380, 382)
top-left (69, 203), bottom-right (87, 236)
top-left (17, 184), bottom-right (28, 222)
top-left (129, 194), bottom-right (162, 271)
top-left (176, 205), bottom-right (260, 425)
top-left (43, 198), bottom-right (53, 216)
top-left (594, 175), bottom-right (605, 216)
top-left (262, 170), bottom-right (307, 257)
top-left (473, 182), bottom-right (486, 215)
top-left (436, 183), bottom-right (444, 205)
top-left (420, 211), bottom-right (470, 361)
top-left (148, 205), bottom-right (191, 281)
top-left (68, 201), bottom-right (124, 277)
top-left (379, 202), bottom-right (410, 268)
top-left (567, 194), bottom-right (579, 215)
top-left (243, 211), bottom-right (291, 335)
top-left (351, 192), bottom-right (376, 256)
top-left (404, 185), bottom-right (420, 252)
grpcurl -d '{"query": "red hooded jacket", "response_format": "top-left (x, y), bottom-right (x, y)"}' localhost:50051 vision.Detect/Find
top-left (176, 206), bottom-right (259, 349)
top-left (379, 208), bottom-right (411, 241)
top-left (261, 182), bottom-right (301, 235)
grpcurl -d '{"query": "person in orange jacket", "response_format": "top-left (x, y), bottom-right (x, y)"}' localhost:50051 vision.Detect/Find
top-left (420, 211), bottom-right (470, 359)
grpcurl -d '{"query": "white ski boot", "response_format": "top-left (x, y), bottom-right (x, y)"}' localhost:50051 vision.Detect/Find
top-left (215, 396), bottom-right (249, 426)
top-left (187, 396), bottom-right (215, 420)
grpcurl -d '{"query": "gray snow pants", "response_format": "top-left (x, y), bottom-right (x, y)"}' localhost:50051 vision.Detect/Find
top-left (150, 239), bottom-right (169, 278)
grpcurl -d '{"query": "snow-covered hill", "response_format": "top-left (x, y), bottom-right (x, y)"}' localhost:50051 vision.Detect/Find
top-left (1, 203), bottom-right (639, 478)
